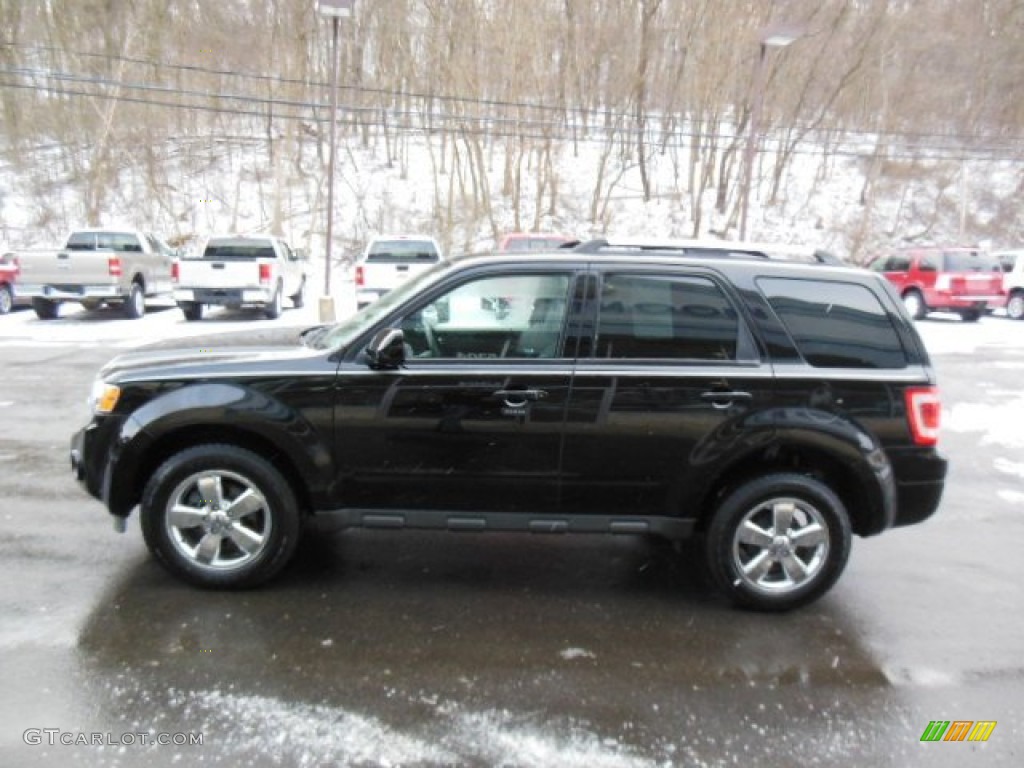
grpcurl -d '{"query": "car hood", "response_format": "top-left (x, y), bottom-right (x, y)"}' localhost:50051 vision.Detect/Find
top-left (98, 343), bottom-right (328, 383)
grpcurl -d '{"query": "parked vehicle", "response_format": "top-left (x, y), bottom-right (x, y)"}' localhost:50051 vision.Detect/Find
top-left (354, 235), bottom-right (443, 309)
top-left (867, 246), bottom-right (1004, 321)
top-left (497, 232), bottom-right (575, 252)
top-left (71, 237), bottom-right (947, 611)
top-left (14, 228), bottom-right (175, 319)
top-left (0, 255), bottom-right (17, 315)
top-left (995, 249), bottom-right (1024, 320)
top-left (172, 235), bottom-right (309, 321)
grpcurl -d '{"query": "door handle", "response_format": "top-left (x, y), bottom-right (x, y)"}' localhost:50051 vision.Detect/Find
top-left (700, 390), bottom-right (752, 408)
top-left (493, 388), bottom-right (548, 405)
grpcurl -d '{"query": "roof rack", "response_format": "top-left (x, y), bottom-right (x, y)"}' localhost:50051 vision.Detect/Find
top-left (572, 238), bottom-right (845, 265)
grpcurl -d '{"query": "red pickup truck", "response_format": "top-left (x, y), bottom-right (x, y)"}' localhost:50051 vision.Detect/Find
top-left (867, 247), bottom-right (1004, 322)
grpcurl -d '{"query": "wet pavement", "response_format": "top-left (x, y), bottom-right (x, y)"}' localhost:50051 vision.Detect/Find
top-left (0, 311), bottom-right (1021, 767)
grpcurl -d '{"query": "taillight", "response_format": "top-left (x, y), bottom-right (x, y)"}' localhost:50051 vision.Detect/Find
top-left (259, 263), bottom-right (272, 284)
top-left (171, 260), bottom-right (179, 283)
top-left (107, 256), bottom-right (122, 277)
top-left (355, 265), bottom-right (365, 287)
top-left (905, 386), bottom-right (941, 446)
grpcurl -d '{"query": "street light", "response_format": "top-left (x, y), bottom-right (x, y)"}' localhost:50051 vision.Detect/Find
top-left (316, 0), bottom-right (354, 322)
top-left (739, 25), bottom-right (802, 241)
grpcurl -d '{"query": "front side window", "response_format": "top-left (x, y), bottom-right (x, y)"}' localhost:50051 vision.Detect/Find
top-left (399, 273), bottom-right (572, 359)
top-left (758, 277), bottom-right (907, 369)
top-left (594, 274), bottom-right (740, 361)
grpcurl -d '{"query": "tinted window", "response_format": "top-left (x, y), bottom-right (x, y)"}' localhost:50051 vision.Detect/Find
top-left (366, 239), bottom-right (440, 263)
top-left (758, 278), bottom-right (907, 369)
top-left (399, 273), bottom-right (572, 359)
top-left (595, 274), bottom-right (739, 360)
top-left (941, 251), bottom-right (1000, 272)
top-left (67, 231), bottom-right (141, 252)
top-left (203, 238), bottom-right (276, 260)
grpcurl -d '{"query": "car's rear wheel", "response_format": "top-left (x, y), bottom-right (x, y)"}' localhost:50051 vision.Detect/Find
top-left (902, 289), bottom-right (926, 320)
top-left (704, 473), bottom-right (851, 612)
top-left (1006, 292), bottom-right (1024, 320)
top-left (179, 302), bottom-right (204, 321)
top-left (0, 284), bottom-right (12, 315)
top-left (31, 297), bottom-right (59, 320)
top-left (124, 281), bottom-right (145, 319)
top-left (140, 444), bottom-right (302, 589)
top-left (264, 282), bottom-right (282, 319)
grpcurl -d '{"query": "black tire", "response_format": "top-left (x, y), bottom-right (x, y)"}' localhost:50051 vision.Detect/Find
top-left (264, 282), bottom-right (282, 319)
top-left (80, 299), bottom-right (103, 311)
top-left (902, 289), bottom-right (926, 320)
top-left (179, 302), bottom-right (204, 322)
top-left (124, 281), bottom-right (145, 319)
top-left (140, 444), bottom-right (302, 589)
top-left (0, 283), bottom-right (12, 315)
top-left (959, 308), bottom-right (981, 323)
top-left (291, 278), bottom-right (305, 309)
top-left (31, 297), bottom-right (59, 320)
top-left (1007, 291), bottom-right (1024, 321)
top-left (704, 473), bottom-right (852, 612)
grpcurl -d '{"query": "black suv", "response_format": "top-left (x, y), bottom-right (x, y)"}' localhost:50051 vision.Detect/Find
top-left (71, 239), bottom-right (947, 611)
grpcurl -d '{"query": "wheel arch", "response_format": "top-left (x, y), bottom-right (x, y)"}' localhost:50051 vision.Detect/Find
top-left (694, 433), bottom-right (892, 538)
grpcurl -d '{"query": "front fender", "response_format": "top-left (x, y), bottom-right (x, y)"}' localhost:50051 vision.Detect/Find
top-left (105, 381), bottom-right (334, 516)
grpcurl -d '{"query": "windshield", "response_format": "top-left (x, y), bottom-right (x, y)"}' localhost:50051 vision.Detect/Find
top-left (310, 260), bottom-right (452, 351)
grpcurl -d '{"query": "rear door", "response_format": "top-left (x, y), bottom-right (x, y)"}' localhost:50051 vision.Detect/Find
top-left (560, 266), bottom-right (773, 519)
top-left (334, 266), bottom-right (583, 514)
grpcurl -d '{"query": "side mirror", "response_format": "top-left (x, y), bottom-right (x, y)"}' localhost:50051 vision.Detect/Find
top-left (365, 328), bottom-right (406, 370)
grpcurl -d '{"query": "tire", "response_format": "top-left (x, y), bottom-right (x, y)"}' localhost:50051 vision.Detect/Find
top-left (291, 278), bottom-right (305, 309)
top-left (1008, 292), bottom-right (1024, 321)
top-left (959, 308), bottom-right (981, 323)
top-left (902, 290), bottom-right (926, 320)
top-left (704, 473), bottom-right (852, 612)
top-left (124, 281), bottom-right (145, 319)
top-left (80, 299), bottom-right (103, 311)
top-left (31, 297), bottom-right (59, 320)
top-left (0, 284), bottom-right (12, 315)
top-left (179, 302), bottom-right (204, 322)
top-left (140, 444), bottom-right (302, 589)
top-left (264, 282), bottom-right (282, 319)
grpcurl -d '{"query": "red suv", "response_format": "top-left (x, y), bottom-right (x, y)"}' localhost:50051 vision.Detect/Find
top-left (868, 247), bottom-right (1004, 321)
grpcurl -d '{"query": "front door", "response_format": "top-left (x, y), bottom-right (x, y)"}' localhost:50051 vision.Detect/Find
top-left (334, 269), bottom-right (580, 513)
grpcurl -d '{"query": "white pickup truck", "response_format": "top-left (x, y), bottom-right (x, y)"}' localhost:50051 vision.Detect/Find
top-left (172, 234), bottom-right (309, 320)
top-left (354, 234), bottom-right (444, 309)
top-left (14, 228), bottom-right (175, 319)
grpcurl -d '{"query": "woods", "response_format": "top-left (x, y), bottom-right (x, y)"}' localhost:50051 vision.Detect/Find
top-left (1, 0), bottom-right (1023, 260)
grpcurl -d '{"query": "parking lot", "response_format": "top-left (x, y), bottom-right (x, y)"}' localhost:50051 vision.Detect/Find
top-left (0, 302), bottom-right (1021, 767)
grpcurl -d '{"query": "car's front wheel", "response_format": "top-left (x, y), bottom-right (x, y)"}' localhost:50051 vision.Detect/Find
top-left (1006, 291), bottom-right (1024, 320)
top-left (140, 444), bottom-right (302, 588)
top-left (704, 473), bottom-right (852, 612)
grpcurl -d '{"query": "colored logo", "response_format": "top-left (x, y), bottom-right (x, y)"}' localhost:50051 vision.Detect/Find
top-left (920, 721), bottom-right (997, 742)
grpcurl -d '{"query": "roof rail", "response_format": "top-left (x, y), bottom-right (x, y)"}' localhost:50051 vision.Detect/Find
top-left (573, 238), bottom-right (847, 265)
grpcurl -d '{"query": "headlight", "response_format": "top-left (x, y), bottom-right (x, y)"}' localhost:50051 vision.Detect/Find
top-left (89, 379), bottom-right (121, 415)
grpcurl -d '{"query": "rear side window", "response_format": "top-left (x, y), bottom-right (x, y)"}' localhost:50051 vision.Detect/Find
top-left (941, 251), bottom-right (1000, 272)
top-left (758, 277), bottom-right (907, 369)
top-left (595, 274), bottom-right (741, 361)
top-left (365, 239), bottom-right (440, 263)
top-left (203, 239), bottom-right (276, 260)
